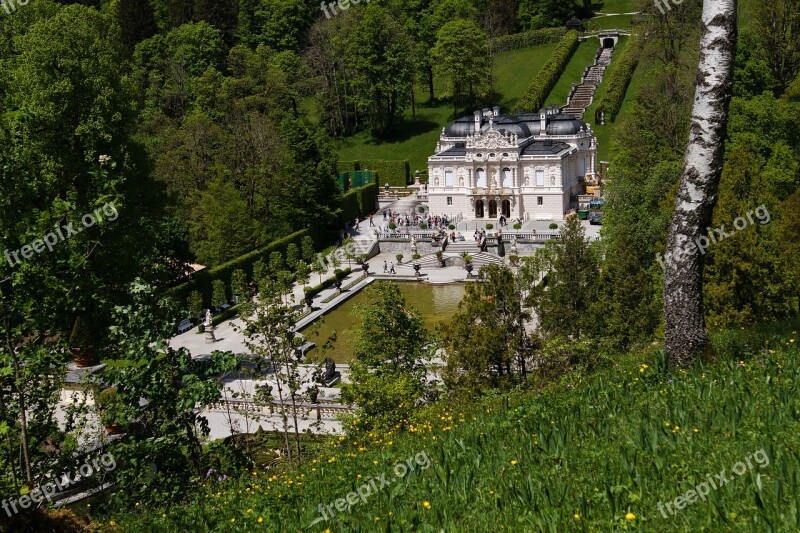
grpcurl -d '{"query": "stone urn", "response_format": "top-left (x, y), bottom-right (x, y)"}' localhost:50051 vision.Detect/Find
top-left (334, 279), bottom-right (342, 292)
top-left (413, 263), bottom-right (421, 276)
top-left (304, 293), bottom-right (314, 309)
top-left (465, 262), bottom-right (473, 277)
top-left (361, 262), bottom-right (369, 274)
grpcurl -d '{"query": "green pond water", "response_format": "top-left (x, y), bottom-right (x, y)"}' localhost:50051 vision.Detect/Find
top-left (300, 282), bottom-right (466, 363)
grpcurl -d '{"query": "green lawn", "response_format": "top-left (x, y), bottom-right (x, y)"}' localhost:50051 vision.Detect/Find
top-left (586, 14), bottom-right (635, 30)
top-left (592, 0), bottom-right (635, 14)
top-left (335, 42), bottom-right (558, 175)
top-left (545, 39), bottom-right (601, 108)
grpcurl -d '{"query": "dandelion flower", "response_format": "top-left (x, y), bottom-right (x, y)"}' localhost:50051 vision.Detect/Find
top-left (423, 501), bottom-right (431, 509)
top-left (625, 512), bottom-right (636, 521)
top-left (510, 460), bottom-right (518, 465)
top-left (573, 514), bottom-right (580, 520)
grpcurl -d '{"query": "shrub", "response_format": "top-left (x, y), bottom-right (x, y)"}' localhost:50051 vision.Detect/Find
top-left (303, 268), bottom-right (353, 299)
top-left (388, 222), bottom-right (397, 230)
top-left (448, 224), bottom-right (455, 230)
top-left (339, 183), bottom-right (378, 224)
top-left (420, 223), bottom-right (428, 229)
top-left (597, 36), bottom-right (640, 122)
top-left (211, 280), bottom-right (227, 307)
top-left (396, 253), bottom-right (404, 264)
top-left (486, 224), bottom-right (494, 230)
top-left (341, 160), bottom-right (410, 187)
top-left (549, 223), bottom-right (559, 230)
top-left (69, 317), bottom-right (91, 350)
top-left (513, 30), bottom-right (580, 113)
top-left (412, 253), bottom-right (421, 261)
top-left (513, 223), bottom-right (522, 230)
top-left (187, 291), bottom-right (203, 320)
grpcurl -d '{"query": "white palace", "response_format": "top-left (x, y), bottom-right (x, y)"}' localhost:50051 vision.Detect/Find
top-left (427, 105), bottom-right (598, 221)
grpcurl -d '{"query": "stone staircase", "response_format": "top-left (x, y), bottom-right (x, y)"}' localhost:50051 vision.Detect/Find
top-left (445, 241), bottom-right (481, 255)
top-left (471, 253), bottom-right (504, 268)
top-left (562, 46), bottom-right (613, 120)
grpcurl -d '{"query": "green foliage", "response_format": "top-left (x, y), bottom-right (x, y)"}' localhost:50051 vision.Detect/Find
top-left (489, 26), bottom-right (565, 54)
top-left (513, 223), bottom-right (522, 229)
top-left (339, 183), bottom-right (378, 224)
top-left (548, 223), bottom-right (558, 230)
top-left (301, 235), bottom-right (315, 263)
top-left (166, 229), bottom-right (319, 308)
top-left (514, 30), bottom-right (579, 113)
top-left (105, 281), bottom-right (236, 507)
top-left (341, 283), bottom-right (430, 431)
top-left (211, 279), bottom-right (227, 307)
top-left (268, 251), bottom-right (284, 277)
top-left (285, 243), bottom-right (300, 271)
top-left (532, 217), bottom-right (599, 340)
top-left (517, 0), bottom-right (576, 31)
top-left (69, 317), bottom-right (92, 350)
top-left (303, 268), bottom-right (352, 299)
top-left (431, 18), bottom-right (492, 114)
top-left (597, 35), bottom-right (640, 122)
top-left (440, 264), bottom-right (528, 392)
top-left (485, 223), bottom-right (493, 230)
top-left (230, 269), bottom-right (248, 303)
top-left (187, 290), bottom-right (204, 319)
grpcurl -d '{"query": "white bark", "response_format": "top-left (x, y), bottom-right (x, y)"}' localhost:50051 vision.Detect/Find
top-left (664, 0), bottom-right (737, 366)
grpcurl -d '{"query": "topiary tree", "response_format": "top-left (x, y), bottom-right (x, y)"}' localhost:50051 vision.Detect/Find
top-left (252, 259), bottom-right (267, 286)
top-left (513, 223), bottom-right (522, 230)
top-left (486, 223), bottom-right (494, 230)
top-left (396, 253), bottom-right (404, 264)
top-left (187, 290), bottom-right (204, 320)
top-left (69, 316), bottom-right (91, 352)
top-left (301, 235), bottom-right (315, 263)
top-left (269, 251), bottom-right (284, 277)
top-left (285, 243), bottom-right (300, 271)
top-left (231, 269), bottom-right (248, 304)
top-left (549, 223), bottom-right (559, 230)
top-left (211, 279), bottom-right (228, 308)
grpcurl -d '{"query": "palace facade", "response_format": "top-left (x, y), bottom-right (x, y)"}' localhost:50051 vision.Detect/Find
top-left (427, 105), bottom-right (598, 221)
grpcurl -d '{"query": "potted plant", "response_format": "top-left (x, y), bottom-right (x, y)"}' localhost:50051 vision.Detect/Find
top-left (69, 317), bottom-right (96, 368)
top-left (308, 385), bottom-right (320, 404)
top-left (486, 223), bottom-right (494, 230)
top-left (509, 255), bottom-right (520, 266)
top-left (396, 253), bottom-right (404, 264)
top-left (549, 223), bottom-right (559, 230)
top-left (435, 250), bottom-right (444, 267)
top-left (448, 224), bottom-right (455, 230)
top-left (96, 387), bottom-right (125, 435)
top-left (412, 253), bottom-right (421, 261)
top-left (513, 223), bottom-right (522, 230)
top-left (388, 222), bottom-right (397, 231)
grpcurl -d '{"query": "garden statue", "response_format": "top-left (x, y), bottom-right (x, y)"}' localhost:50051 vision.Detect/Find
top-left (204, 309), bottom-right (216, 344)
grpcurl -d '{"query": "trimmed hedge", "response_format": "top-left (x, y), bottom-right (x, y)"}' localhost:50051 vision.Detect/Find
top-left (596, 36), bottom-right (640, 122)
top-left (167, 229), bottom-right (320, 309)
top-left (339, 182), bottom-right (377, 223)
top-left (303, 268), bottom-right (352, 299)
top-left (490, 27), bottom-right (566, 54)
top-left (513, 30), bottom-right (580, 114)
top-left (338, 160), bottom-right (410, 187)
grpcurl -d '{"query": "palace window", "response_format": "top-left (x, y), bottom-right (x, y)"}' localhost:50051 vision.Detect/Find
top-left (535, 170), bottom-right (545, 186)
top-left (447, 197), bottom-right (453, 206)
top-left (444, 170), bottom-right (454, 187)
top-left (537, 196), bottom-right (543, 206)
top-left (502, 168), bottom-right (511, 188)
top-left (476, 168), bottom-right (487, 188)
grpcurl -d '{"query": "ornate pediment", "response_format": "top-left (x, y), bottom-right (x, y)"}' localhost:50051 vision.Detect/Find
top-left (466, 129), bottom-right (518, 150)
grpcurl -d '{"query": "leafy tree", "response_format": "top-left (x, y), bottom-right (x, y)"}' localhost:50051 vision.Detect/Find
top-left (212, 279), bottom-right (228, 307)
top-left (342, 283), bottom-right (430, 431)
top-left (295, 261), bottom-right (310, 288)
top-left (246, 0), bottom-right (312, 51)
top-left (252, 259), bottom-right (268, 287)
top-left (269, 250), bottom-right (284, 277)
top-left (431, 19), bottom-right (491, 114)
top-left (517, 0), bottom-right (574, 30)
top-left (193, 0), bottom-right (239, 46)
top-left (531, 217), bottom-right (599, 340)
top-left (753, 0), bottom-right (800, 93)
top-left (301, 235), bottom-right (315, 263)
top-left (311, 253), bottom-right (325, 284)
top-left (231, 269), bottom-right (249, 304)
top-left (285, 243), bottom-right (300, 271)
top-left (105, 281), bottom-right (236, 506)
top-left (117, 0), bottom-right (158, 53)
top-left (187, 290), bottom-right (204, 319)
top-left (440, 264), bottom-right (529, 392)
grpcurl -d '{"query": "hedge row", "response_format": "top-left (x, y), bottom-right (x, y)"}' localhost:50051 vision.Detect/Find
top-left (339, 182), bottom-right (377, 224)
top-left (596, 36), bottom-right (640, 122)
top-left (338, 160), bottom-right (410, 187)
top-left (303, 268), bottom-right (352, 299)
top-left (513, 30), bottom-right (580, 114)
top-left (167, 229), bottom-right (319, 308)
top-left (490, 27), bottom-right (566, 54)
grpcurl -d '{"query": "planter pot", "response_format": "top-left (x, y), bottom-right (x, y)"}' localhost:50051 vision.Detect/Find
top-left (413, 264), bottom-right (421, 276)
top-left (71, 346), bottom-right (97, 368)
top-left (104, 423), bottom-right (123, 435)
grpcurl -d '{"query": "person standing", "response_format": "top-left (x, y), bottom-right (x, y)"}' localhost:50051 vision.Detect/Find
top-left (389, 263), bottom-right (395, 274)
top-left (369, 214), bottom-right (374, 227)
top-left (383, 261), bottom-right (387, 273)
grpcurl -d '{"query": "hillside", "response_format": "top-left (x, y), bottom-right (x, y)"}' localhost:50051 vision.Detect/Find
top-left (102, 322), bottom-right (800, 531)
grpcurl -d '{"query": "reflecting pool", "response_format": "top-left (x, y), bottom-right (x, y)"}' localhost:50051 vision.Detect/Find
top-left (300, 282), bottom-right (466, 363)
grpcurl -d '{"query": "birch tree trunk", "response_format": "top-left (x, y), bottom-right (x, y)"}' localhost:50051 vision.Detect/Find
top-left (663, 0), bottom-right (737, 367)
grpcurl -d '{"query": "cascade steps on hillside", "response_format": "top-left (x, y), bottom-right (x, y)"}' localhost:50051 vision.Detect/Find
top-left (561, 46), bottom-right (615, 120)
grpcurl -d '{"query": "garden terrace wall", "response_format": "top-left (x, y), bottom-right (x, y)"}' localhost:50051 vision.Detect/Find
top-left (339, 183), bottom-right (378, 224)
top-left (513, 30), bottom-right (580, 114)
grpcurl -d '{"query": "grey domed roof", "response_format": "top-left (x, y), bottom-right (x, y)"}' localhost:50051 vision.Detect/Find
top-left (444, 117), bottom-right (476, 137)
top-left (546, 113), bottom-right (583, 135)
